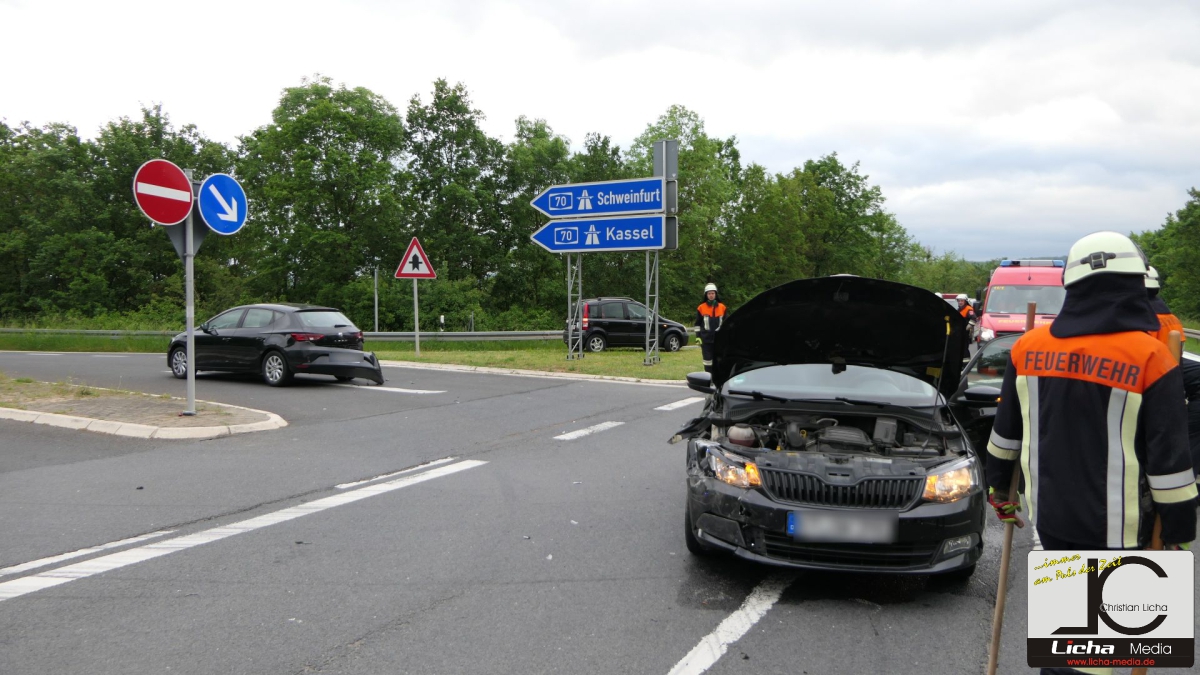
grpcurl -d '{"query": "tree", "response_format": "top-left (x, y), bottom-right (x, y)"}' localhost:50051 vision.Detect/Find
top-left (1139, 189), bottom-right (1200, 319)
top-left (236, 76), bottom-right (407, 304)
top-left (403, 80), bottom-right (505, 283)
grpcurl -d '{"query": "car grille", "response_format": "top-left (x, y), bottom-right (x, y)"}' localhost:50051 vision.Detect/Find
top-left (761, 534), bottom-right (938, 569)
top-left (760, 469), bottom-right (923, 509)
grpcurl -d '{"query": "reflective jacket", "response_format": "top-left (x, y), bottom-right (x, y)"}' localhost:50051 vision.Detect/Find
top-left (986, 326), bottom-right (1197, 547)
top-left (959, 305), bottom-right (974, 321)
top-left (1153, 312), bottom-right (1184, 348)
top-left (695, 302), bottom-right (727, 340)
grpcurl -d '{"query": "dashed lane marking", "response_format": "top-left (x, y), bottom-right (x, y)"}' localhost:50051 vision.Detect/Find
top-left (554, 421), bottom-right (624, 440)
top-left (666, 575), bottom-right (794, 675)
top-left (0, 530), bottom-right (175, 578)
top-left (0, 460), bottom-right (486, 603)
top-left (655, 397), bottom-right (705, 411)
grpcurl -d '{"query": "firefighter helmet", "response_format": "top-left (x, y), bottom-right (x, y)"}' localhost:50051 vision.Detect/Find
top-left (704, 283), bottom-right (718, 294)
top-left (1145, 266), bottom-right (1161, 290)
top-left (1063, 231), bottom-right (1148, 287)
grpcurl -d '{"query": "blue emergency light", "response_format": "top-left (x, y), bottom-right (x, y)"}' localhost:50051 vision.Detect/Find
top-left (999, 259), bottom-right (1065, 267)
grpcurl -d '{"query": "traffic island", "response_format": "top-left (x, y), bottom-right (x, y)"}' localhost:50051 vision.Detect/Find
top-left (0, 374), bottom-right (285, 439)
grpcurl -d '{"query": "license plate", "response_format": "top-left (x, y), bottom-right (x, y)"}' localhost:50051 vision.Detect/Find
top-left (788, 510), bottom-right (898, 544)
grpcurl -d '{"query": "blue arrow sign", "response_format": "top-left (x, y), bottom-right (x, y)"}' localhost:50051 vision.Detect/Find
top-left (530, 177), bottom-right (665, 219)
top-left (197, 173), bottom-right (248, 235)
top-left (531, 215), bottom-right (665, 253)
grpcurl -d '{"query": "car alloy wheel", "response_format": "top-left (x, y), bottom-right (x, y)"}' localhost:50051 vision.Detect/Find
top-left (169, 348), bottom-right (187, 379)
top-left (587, 335), bottom-right (606, 352)
top-left (262, 352), bottom-right (292, 387)
top-left (665, 334), bottom-right (682, 352)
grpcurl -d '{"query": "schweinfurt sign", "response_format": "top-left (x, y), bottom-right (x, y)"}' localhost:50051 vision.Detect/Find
top-left (530, 215), bottom-right (665, 254)
top-left (530, 177), bottom-right (665, 219)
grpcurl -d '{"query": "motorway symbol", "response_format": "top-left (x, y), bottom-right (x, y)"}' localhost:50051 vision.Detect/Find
top-left (530, 215), bottom-right (666, 253)
top-left (395, 237), bottom-right (436, 279)
top-left (132, 159), bottom-right (192, 225)
top-left (197, 173), bottom-right (249, 235)
top-left (530, 177), bottom-right (665, 219)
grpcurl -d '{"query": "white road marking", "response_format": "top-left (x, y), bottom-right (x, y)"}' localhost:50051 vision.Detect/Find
top-left (333, 384), bottom-right (445, 394)
top-left (136, 182), bottom-right (191, 202)
top-left (554, 421), bottom-right (624, 440)
top-left (666, 575), bottom-right (793, 675)
top-left (655, 397), bottom-right (705, 411)
top-left (0, 460), bottom-right (485, 603)
top-left (92, 354), bottom-right (128, 358)
top-left (28, 353), bottom-right (63, 356)
top-left (335, 457), bottom-right (456, 489)
top-left (0, 530), bottom-right (175, 578)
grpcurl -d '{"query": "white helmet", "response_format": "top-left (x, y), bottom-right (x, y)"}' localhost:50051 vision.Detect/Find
top-left (956, 294), bottom-right (968, 301)
top-left (704, 283), bottom-right (718, 294)
top-left (1062, 231), bottom-right (1148, 287)
top-left (1145, 266), bottom-right (1161, 290)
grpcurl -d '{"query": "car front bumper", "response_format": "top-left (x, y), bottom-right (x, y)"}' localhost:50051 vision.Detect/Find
top-left (287, 347), bottom-right (385, 385)
top-left (686, 466), bottom-right (985, 575)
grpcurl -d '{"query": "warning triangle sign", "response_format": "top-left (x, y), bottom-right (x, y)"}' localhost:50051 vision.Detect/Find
top-left (395, 237), bottom-right (436, 279)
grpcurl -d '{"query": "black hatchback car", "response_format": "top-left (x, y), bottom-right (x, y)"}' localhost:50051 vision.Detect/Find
top-left (168, 304), bottom-right (385, 386)
top-left (564, 297), bottom-right (689, 352)
top-left (674, 276), bottom-right (995, 578)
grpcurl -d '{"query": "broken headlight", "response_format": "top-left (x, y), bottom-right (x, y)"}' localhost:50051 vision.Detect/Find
top-left (705, 444), bottom-right (762, 488)
top-left (922, 458), bottom-right (979, 503)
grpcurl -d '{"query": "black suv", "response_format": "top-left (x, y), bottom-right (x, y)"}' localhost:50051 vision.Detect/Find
top-left (564, 298), bottom-right (689, 353)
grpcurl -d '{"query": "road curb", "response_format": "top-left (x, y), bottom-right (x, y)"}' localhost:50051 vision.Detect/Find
top-left (378, 360), bottom-right (688, 387)
top-left (0, 401), bottom-right (287, 440)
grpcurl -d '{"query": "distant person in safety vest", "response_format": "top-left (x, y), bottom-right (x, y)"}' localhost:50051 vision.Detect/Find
top-left (695, 283), bottom-right (727, 373)
top-left (1147, 266), bottom-right (1200, 484)
top-left (985, 233), bottom-right (1195, 607)
top-left (956, 294), bottom-right (975, 360)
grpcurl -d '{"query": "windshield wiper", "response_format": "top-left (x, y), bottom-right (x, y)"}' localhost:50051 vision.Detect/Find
top-left (726, 389), bottom-right (793, 403)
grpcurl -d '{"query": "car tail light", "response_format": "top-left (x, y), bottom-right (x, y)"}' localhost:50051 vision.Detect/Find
top-left (351, 331), bottom-right (363, 340)
top-left (289, 333), bottom-right (323, 342)
top-left (582, 303), bottom-right (589, 330)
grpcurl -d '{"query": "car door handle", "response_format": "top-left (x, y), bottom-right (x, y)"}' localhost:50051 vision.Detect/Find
top-left (222, 337), bottom-right (232, 342)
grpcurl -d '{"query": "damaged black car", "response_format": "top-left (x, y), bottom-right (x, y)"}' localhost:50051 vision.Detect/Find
top-left (674, 276), bottom-right (990, 578)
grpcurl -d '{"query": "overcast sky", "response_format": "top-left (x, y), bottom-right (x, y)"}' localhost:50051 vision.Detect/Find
top-left (3, 0), bottom-right (1198, 260)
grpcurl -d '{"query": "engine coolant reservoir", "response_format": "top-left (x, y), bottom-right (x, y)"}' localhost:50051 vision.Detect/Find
top-left (728, 424), bottom-right (757, 448)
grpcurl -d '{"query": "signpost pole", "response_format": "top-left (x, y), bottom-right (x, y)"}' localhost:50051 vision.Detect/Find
top-left (413, 278), bottom-right (420, 358)
top-left (374, 267), bottom-right (379, 332)
top-left (183, 170), bottom-right (196, 416)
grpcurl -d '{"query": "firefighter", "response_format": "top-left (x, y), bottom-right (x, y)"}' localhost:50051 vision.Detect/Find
top-left (956, 293), bottom-right (975, 360)
top-left (1147, 266), bottom-right (1200, 482)
top-left (986, 234), bottom-right (1196, 675)
top-left (985, 233), bottom-right (1195, 543)
top-left (694, 283), bottom-right (727, 374)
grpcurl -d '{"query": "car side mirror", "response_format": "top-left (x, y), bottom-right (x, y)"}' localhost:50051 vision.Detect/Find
top-left (200, 323), bottom-right (213, 334)
top-left (686, 371), bottom-right (715, 395)
top-left (961, 385), bottom-right (1001, 405)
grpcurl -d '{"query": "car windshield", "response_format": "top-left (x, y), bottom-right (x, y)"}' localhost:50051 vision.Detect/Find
top-left (724, 364), bottom-right (939, 406)
top-left (984, 285), bottom-right (1065, 315)
top-left (295, 311), bottom-right (356, 329)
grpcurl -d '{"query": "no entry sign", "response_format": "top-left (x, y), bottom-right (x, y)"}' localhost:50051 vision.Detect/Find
top-left (133, 159), bottom-right (192, 225)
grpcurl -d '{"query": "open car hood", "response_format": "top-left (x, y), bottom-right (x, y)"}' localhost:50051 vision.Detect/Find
top-left (711, 276), bottom-right (966, 398)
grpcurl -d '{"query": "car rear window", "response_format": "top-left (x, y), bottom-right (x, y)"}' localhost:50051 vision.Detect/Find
top-left (295, 311), bottom-right (356, 329)
top-left (599, 303), bottom-right (624, 319)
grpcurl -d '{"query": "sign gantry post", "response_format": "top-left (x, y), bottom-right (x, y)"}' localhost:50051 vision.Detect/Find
top-left (529, 141), bottom-right (679, 364)
top-left (395, 237), bottom-right (437, 358)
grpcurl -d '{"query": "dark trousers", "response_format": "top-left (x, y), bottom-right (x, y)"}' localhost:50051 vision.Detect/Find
top-left (1036, 531), bottom-right (1123, 675)
top-left (699, 340), bottom-right (714, 373)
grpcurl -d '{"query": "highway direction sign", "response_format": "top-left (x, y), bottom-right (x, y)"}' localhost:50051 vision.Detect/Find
top-left (530, 177), bottom-right (665, 219)
top-left (530, 215), bottom-right (665, 254)
top-left (133, 159), bottom-right (192, 225)
top-left (197, 173), bottom-right (248, 235)
top-left (395, 237), bottom-right (437, 279)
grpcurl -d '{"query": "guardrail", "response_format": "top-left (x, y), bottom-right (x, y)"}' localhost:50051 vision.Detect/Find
top-left (1185, 328), bottom-right (1200, 341)
top-left (0, 327), bottom-right (563, 342)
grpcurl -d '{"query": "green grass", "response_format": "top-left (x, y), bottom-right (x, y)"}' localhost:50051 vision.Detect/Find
top-left (0, 334), bottom-right (700, 380)
top-left (0, 334), bottom-right (171, 353)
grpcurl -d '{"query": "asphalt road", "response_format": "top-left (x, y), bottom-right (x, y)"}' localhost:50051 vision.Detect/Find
top-left (0, 351), bottom-right (1123, 674)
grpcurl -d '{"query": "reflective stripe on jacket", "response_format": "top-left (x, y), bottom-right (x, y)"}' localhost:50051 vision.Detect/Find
top-left (695, 302), bottom-right (727, 336)
top-left (985, 326), bottom-right (1197, 548)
